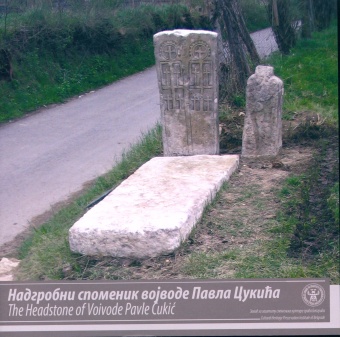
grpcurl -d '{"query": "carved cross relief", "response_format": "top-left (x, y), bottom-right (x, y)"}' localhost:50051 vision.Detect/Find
top-left (159, 40), bottom-right (214, 113)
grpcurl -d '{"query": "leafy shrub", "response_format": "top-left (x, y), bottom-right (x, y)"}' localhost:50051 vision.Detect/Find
top-left (239, 0), bottom-right (269, 32)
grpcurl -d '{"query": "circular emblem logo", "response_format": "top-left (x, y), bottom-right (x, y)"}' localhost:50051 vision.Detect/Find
top-left (190, 41), bottom-right (211, 60)
top-left (301, 283), bottom-right (326, 307)
top-left (159, 41), bottom-right (178, 61)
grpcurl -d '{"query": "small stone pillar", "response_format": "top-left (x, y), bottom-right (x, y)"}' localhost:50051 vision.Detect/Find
top-left (153, 30), bottom-right (219, 156)
top-left (242, 65), bottom-right (283, 158)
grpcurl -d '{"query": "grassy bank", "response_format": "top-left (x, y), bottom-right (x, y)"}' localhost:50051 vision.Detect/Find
top-left (14, 22), bottom-right (338, 282)
top-left (0, 3), bottom-right (210, 123)
top-left (267, 23), bottom-right (338, 122)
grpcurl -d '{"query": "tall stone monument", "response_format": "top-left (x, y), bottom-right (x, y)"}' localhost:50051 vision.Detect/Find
top-left (242, 65), bottom-right (283, 158)
top-left (153, 30), bottom-right (219, 156)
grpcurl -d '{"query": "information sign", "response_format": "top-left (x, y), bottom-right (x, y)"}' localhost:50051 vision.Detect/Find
top-left (0, 278), bottom-right (339, 336)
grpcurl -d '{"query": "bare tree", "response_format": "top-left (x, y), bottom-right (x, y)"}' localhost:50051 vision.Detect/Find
top-left (211, 0), bottom-right (260, 100)
top-left (267, 0), bottom-right (296, 55)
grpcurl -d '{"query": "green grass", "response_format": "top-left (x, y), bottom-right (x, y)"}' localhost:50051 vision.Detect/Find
top-left (238, 150), bottom-right (338, 281)
top-left (239, 0), bottom-right (269, 32)
top-left (0, 40), bottom-right (155, 122)
top-left (267, 23), bottom-right (338, 121)
top-left (328, 182), bottom-right (339, 225)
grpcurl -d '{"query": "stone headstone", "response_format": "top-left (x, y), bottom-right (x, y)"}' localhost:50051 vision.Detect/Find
top-left (242, 65), bottom-right (283, 158)
top-left (153, 30), bottom-right (219, 156)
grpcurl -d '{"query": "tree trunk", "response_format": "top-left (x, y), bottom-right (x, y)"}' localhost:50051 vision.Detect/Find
top-left (267, 0), bottom-right (296, 54)
top-left (301, 0), bottom-right (314, 39)
top-left (226, 0), bottom-right (260, 66)
top-left (221, 0), bottom-right (250, 88)
top-left (212, 0), bottom-right (260, 99)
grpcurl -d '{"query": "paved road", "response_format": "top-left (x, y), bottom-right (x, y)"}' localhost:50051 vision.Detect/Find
top-left (0, 27), bottom-right (278, 250)
top-left (0, 67), bottom-right (160, 248)
top-left (250, 26), bottom-right (278, 59)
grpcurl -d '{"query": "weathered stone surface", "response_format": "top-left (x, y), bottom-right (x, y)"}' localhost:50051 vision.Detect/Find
top-left (69, 155), bottom-right (239, 258)
top-left (153, 29), bottom-right (219, 156)
top-left (0, 257), bottom-right (20, 281)
top-left (242, 65), bottom-right (283, 158)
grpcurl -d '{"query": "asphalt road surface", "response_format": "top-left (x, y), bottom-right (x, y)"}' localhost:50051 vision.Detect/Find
top-left (250, 26), bottom-right (278, 59)
top-left (0, 27), bottom-right (278, 250)
top-left (0, 67), bottom-right (160, 248)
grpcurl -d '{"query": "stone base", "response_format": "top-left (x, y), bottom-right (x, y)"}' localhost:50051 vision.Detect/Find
top-left (69, 155), bottom-right (239, 258)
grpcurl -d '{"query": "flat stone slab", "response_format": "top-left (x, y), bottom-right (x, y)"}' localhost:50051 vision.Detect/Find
top-left (69, 155), bottom-right (239, 258)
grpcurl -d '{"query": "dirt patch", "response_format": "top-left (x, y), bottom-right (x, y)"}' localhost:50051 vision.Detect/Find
top-left (288, 135), bottom-right (339, 259)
